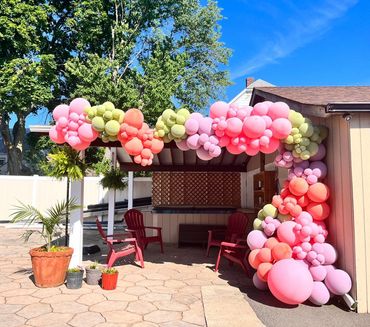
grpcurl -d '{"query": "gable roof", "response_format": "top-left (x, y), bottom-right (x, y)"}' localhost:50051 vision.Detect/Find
top-left (251, 86), bottom-right (370, 117)
top-left (229, 79), bottom-right (274, 106)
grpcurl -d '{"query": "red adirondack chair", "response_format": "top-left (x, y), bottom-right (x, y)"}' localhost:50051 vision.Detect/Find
top-left (96, 219), bottom-right (144, 268)
top-left (124, 209), bottom-right (164, 253)
top-left (214, 239), bottom-right (253, 278)
top-left (206, 212), bottom-right (248, 257)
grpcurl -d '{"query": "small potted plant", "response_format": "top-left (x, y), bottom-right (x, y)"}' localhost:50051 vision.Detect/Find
top-left (66, 267), bottom-right (84, 289)
top-left (86, 262), bottom-right (102, 285)
top-left (11, 199), bottom-right (79, 287)
top-left (101, 267), bottom-right (119, 290)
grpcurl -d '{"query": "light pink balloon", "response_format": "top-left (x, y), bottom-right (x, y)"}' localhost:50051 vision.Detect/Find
top-left (196, 147), bottom-right (213, 161)
top-left (49, 126), bottom-right (65, 144)
top-left (210, 101), bottom-right (229, 119)
top-left (277, 221), bottom-right (299, 246)
top-left (270, 118), bottom-right (292, 139)
top-left (247, 230), bottom-right (268, 250)
top-left (236, 106), bottom-right (252, 120)
top-left (268, 102), bottom-right (290, 120)
top-left (210, 145), bottom-right (221, 157)
top-left (187, 134), bottom-right (200, 150)
top-left (309, 265), bottom-right (327, 281)
top-left (176, 139), bottom-right (190, 151)
top-left (267, 259), bottom-right (313, 305)
top-left (78, 123), bottom-right (98, 142)
top-left (262, 116), bottom-right (272, 128)
top-left (56, 116), bottom-right (68, 129)
top-left (68, 121), bottom-right (79, 131)
top-left (52, 104), bottom-right (69, 121)
top-left (253, 272), bottom-right (268, 291)
top-left (225, 117), bottom-right (243, 137)
top-left (325, 269), bottom-right (352, 295)
top-left (198, 117), bottom-right (213, 135)
top-left (252, 102), bottom-right (270, 115)
top-left (66, 135), bottom-right (81, 148)
top-left (309, 281), bottom-right (330, 305)
top-left (69, 98), bottom-right (91, 115)
top-left (243, 116), bottom-right (266, 138)
top-left (185, 118), bottom-right (199, 135)
top-left (321, 243), bottom-right (337, 265)
top-left (69, 112), bottom-right (80, 122)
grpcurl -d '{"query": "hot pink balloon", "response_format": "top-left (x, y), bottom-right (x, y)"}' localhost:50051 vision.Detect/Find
top-left (226, 142), bottom-right (244, 155)
top-left (309, 281), bottom-right (330, 306)
top-left (78, 123), bottom-right (98, 142)
top-left (325, 269), bottom-right (352, 295)
top-left (49, 126), bottom-right (65, 144)
top-left (270, 118), bottom-right (292, 139)
top-left (69, 98), bottom-right (91, 115)
top-left (218, 135), bottom-right (230, 147)
top-left (73, 140), bottom-right (90, 151)
top-left (260, 137), bottom-right (279, 154)
top-left (210, 101), bottom-right (229, 119)
top-left (243, 116), bottom-right (266, 138)
top-left (52, 104), bottom-right (70, 121)
top-left (245, 146), bottom-right (260, 156)
top-left (268, 259), bottom-right (313, 305)
top-left (225, 117), bottom-right (243, 137)
top-left (268, 102), bottom-right (290, 120)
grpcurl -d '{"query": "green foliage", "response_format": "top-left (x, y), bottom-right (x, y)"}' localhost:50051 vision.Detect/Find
top-left (10, 199), bottom-right (80, 251)
top-left (88, 261), bottom-right (101, 270)
top-left (100, 167), bottom-right (128, 190)
top-left (41, 145), bottom-right (86, 180)
top-left (68, 267), bottom-right (83, 273)
top-left (102, 267), bottom-right (118, 274)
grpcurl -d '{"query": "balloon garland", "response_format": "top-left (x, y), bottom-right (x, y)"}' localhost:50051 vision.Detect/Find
top-left (49, 98), bottom-right (352, 306)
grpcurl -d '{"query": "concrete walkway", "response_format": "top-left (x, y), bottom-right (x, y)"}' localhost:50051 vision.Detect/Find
top-left (0, 226), bottom-right (264, 327)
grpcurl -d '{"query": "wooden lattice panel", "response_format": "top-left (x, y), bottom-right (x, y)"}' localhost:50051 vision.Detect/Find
top-left (152, 172), bottom-right (241, 207)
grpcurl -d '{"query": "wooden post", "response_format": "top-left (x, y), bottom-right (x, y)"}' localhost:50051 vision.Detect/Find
top-left (107, 148), bottom-right (117, 237)
top-left (128, 171), bottom-right (134, 210)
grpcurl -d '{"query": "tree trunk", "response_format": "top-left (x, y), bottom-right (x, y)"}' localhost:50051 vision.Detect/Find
top-left (0, 113), bottom-right (26, 175)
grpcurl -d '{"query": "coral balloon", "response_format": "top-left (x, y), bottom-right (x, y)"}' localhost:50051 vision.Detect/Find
top-left (125, 109), bottom-right (144, 129)
top-left (124, 137), bottom-right (143, 156)
top-left (257, 262), bottom-right (273, 282)
top-left (307, 202), bottom-right (330, 220)
top-left (151, 138), bottom-right (164, 154)
top-left (267, 259), bottom-right (313, 305)
top-left (272, 243), bottom-right (292, 261)
top-left (257, 248), bottom-right (273, 263)
top-left (289, 178), bottom-right (309, 196)
top-left (307, 183), bottom-right (330, 203)
top-left (248, 249), bottom-right (262, 270)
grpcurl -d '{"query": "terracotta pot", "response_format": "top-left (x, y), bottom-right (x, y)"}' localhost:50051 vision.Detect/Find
top-left (29, 247), bottom-right (73, 288)
top-left (101, 272), bottom-right (118, 290)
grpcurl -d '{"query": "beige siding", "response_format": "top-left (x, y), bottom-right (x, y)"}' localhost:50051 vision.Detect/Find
top-left (349, 113), bottom-right (370, 313)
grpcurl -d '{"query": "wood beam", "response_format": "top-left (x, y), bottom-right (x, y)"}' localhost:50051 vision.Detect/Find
top-left (119, 163), bottom-right (247, 172)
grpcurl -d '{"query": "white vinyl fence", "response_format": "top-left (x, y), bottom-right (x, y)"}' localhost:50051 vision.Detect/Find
top-left (0, 175), bottom-right (152, 221)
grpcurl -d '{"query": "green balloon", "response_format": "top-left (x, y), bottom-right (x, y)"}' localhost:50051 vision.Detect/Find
top-left (171, 124), bottom-right (186, 139)
top-left (263, 204), bottom-right (277, 218)
top-left (96, 106), bottom-right (105, 117)
top-left (103, 111), bottom-right (113, 121)
top-left (112, 109), bottom-right (124, 121)
top-left (288, 110), bottom-right (305, 127)
top-left (92, 116), bottom-right (105, 132)
top-left (299, 122), bottom-right (314, 137)
top-left (257, 209), bottom-right (265, 219)
top-left (253, 218), bottom-right (263, 230)
top-left (105, 120), bottom-right (120, 136)
top-left (103, 101), bottom-right (115, 111)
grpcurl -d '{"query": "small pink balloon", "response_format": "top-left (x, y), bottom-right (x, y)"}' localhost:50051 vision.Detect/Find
top-left (210, 101), bottom-right (229, 118)
top-left (78, 123), bottom-right (99, 142)
top-left (69, 98), bottom-right (91, 115)
top-left (260, 137), bottom-right (279, 154)
top-left (245, 146), bottom-right (260, 156)
top-left (49, 126), bottom-right (65, 144)
top-left (226, 142), bottom-right (244, 155)
top-left (268, 102), bottom-right (290, 120)
top-left (325, 269), bottom-right (352, 295)
top-left (310, 265), bottom-right (327, 281)
top-left (56, 116), bottom-right (68, 129)
top-left (321, 243), bottom-right (337, 265)
top-left (262, 116), bottom-right (272, 128)
top-left (187, 134), bottom-right (200, 150)
top-left (210, 146), bottom-right (221, 157)
top-left (69, 112), bottom-right (80, 122)
top-left (196, 147), bottom-right (213, 161)
top-left (198, 117), bottom-right (213, 135)
top-left (52, 104), bottom-right (70, 121)
top-left (198, 133), bottom-right (209, 145)
top-left (243, 116), bottom-right (266, 138)
top-left (310, 161), bottom-right (327, 179)
top-left (267, 259), bottom-right (313, 305)
top-left (309, 281), bottom-right (330, 305)
top-left (66, 136), bottom-right (81, 147)
top-left (247, 230), bottom-right (268, 250)
top-left (68, 121), bottom-right (79, 131)
top-left (218, 135), bottom-right (230, 147)
top-left (185, 118), bottom-right (199, 135)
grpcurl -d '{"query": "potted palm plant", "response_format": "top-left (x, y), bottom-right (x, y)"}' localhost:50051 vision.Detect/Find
top-left (101, 267), bottom-right (119, 290)
top-left (66, 267), bottom-right (84, 289)
top-left (11, 199), bottom-right (79, 287)
top-left (85, 262), bottom-right (102, 285)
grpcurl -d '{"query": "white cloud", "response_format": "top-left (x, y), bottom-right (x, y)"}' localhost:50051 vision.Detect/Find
top-left (231, 0), bottom-right (358, 79)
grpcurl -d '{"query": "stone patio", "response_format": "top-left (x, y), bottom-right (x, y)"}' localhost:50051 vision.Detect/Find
top-left (0, 226), bottom-right (262, 327)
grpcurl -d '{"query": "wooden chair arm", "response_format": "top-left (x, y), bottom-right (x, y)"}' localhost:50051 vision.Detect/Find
top-left (144, 226), bottom-right (162, 230)
top-left (220, 241), bottom-right (247, 249)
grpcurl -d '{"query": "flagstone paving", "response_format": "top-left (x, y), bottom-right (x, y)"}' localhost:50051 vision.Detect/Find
top-left (0, 226), bottom-right (262, 327)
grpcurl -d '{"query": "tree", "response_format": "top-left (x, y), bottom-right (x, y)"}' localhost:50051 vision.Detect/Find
top-left (64, 0), bottom-right (231, 124)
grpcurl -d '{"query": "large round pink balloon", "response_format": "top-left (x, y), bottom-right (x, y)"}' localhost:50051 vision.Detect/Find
top-left (225, 117), bottom-right (243, 137)
top-left (267, 259), bottom-right (313, 305)
top-left (325, 269), bottom-right (352, 295)
top-left (196, 147), bottom-right (213, 161)
top-left (309, 265), bottom-right (327, 281)
top-left (198, 117), bottom-right (213, 135)
top-left (309, 281), bottom-right (330, 306)
top-left (52, 104), bottom-right (69, 121)
top-left (78, 123), bottom-right (98, 142)
top-left (185, 118), bottom-right (199, 135)
top-left (247, 230), bottom-right (268, 250)
top-left (69, 98), bottom-right (91, 115)
top-left (49, 126), bottom-right (65, 144)
top-left (268, 102), bottom-right (290, 120)
top-left (210, 101), bottom-right (229, 119)
top-left (277, 221), bottom-right (299, 246)
top-left (176, 139), bottom-right (190, 151)
top-left (252, 102), bottom-right (270, 116)
top-left (243, 116), bottom-right (266, 138)
top-left (321, 243), bottom-right (337, 265)
top-left (270, 118), bottom-right (292, 139)
top-left (260, 137), bottom-right (280, 154)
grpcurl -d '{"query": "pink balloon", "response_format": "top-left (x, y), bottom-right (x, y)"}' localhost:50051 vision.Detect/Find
top-left (198, 117), bottom-right (213, 135)
top-left (218, 135), bottom-right (230, 147)
top-left (73, 140), bottom-right (90, 151)
top-left (185, 118), bottom-right (199, 135)
top-left (260, 137), bottom-right (279, 154)
top-left (78, 123), bottom-right (98, 142)
top-left (196, 147), bottom-right (213, 161)
top-left (309, 265), bottom-right (327, 281)
top-left (52, 104), bottom-right (70, 121)
top-left (268, 102), bottom-right (290, 120)
top-left (309, 281), bottom-right (330, 305)
top-left (253, 272), bottom-right (268, 291)
top-left (247, 230), bottom-right (268, 250)
top-left (270, 118), bottom-right (292, 139)
top-left (49, 126), bottom-right (65, 144)
top-left (325, 269), bottom-right (352, 295)
top-left (225, 117), bottom-right (243, 137)
top-left (243, 116), bottom-right (266, 138)
top-left (69, 98), bottom-right (91, 115)
top-left (187, 134), bottom-right (200, 150)
top-left (176, 140), bottom-right (190, 151)
top-left (277, 221), bottom-right (299, 246)
top-left (210, 101), bottom-right (229, 119)
top-left (321, 243), bottom-right (337, 265)
top-left (310, 161), bottom-right (327, 179)
top-left (66, 136), bottom-right (81, 148)
top-left (226, 142), bottom-right (244, 155)
top-left (252, 102), bottom-right (270, 115)
top-left (267, 259), bottom-right (313, 305)
top-left (245, 146), bottom-right (260, 156)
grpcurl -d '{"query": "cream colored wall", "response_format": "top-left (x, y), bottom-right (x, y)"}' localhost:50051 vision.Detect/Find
top-left (152, 213), bottom-right (229, 243)
top-left (0, 176), bottom-right (152, 221)
top-left (348, 113), bottom-right (370, 313)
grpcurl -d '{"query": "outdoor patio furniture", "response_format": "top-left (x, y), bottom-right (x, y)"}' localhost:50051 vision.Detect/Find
top-left (214, 239), bottom-right (253, 278)
top-left (206, 211), bottom-right (248, 257)
top-left (124, 209), bottom-right (164, 253)
top-left (96, 219), bottom-right (144, 268)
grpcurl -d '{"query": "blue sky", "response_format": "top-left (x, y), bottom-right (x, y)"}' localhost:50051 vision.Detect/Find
top-left (25, 0), bottom-right (369, 127)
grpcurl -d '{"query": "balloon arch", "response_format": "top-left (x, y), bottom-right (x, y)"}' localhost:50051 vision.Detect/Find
top-left (49, 98), bottom-right (352, 306)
